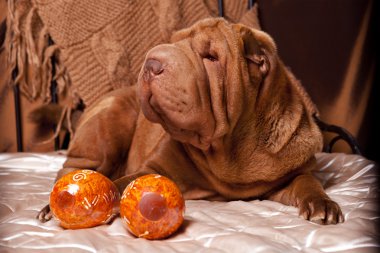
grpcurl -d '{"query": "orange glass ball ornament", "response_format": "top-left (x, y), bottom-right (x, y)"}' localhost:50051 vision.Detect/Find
top-left (50, 169), bottom-right (120, 229)
top-left (120, 174), bottom-right (185, 239)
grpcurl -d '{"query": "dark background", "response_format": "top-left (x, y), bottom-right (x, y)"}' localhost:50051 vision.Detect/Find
top-left (257, 0), bottom-right (378, 163)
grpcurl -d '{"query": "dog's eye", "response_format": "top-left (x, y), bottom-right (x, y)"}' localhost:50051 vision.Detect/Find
top-left (204, 54), bottom-right (218, 62)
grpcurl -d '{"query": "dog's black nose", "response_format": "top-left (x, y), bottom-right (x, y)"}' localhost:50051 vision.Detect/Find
top-left (144, 59), bottom-right (164, 77)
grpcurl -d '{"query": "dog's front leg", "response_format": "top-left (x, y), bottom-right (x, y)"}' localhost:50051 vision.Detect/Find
top-left (37, 86), bottom-right (139, 223)
top-left (266, 160), bottom-right (344, 225)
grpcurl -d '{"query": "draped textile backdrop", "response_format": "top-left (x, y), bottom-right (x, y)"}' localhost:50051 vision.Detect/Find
top-left (0, 0), bottom-right (377, 163)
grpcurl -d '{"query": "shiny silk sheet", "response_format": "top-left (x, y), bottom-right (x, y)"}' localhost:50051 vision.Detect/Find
top-left (0, 152), bottom-right (379, 252)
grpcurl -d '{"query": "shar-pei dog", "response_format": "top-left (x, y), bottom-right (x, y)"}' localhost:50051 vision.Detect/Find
top-left (38, 18), bottom-right (343, 225)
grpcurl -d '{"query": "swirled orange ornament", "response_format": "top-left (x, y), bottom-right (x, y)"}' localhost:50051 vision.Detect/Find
top-left (50, 169), bottom-right (120, 229)
top-left (120, 174), bottom-right (185, 239)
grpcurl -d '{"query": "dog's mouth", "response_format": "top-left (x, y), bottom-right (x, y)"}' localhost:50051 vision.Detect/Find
top-left (140, 91), bottom-right (164, 125)
top-left (149, 95), bottom-right (162, 114)
top-left (139, 82), bottom-right (179, 128)
top-left (139, 69), bottom-right (216, 151)
top-left (140, 90), bottom-right (212, 151)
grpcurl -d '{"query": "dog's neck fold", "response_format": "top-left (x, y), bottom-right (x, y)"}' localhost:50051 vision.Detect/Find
top-left (181, 58), bottom-right (322, 196)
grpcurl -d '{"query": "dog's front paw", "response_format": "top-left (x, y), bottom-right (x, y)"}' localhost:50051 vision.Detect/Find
top-left (299, 197), bottom-right (344, 225)
top-left (37, 204), bottom-right (53, 223)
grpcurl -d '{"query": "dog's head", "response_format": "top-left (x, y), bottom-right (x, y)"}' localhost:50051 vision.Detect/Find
top-left (138, 18), bottom-right (291, 151)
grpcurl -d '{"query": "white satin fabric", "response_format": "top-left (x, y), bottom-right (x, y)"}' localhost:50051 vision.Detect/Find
top-left (0, 152), bottom-right (379, 252)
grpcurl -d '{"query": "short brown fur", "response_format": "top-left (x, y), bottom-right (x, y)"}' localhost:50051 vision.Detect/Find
top-left (38, 18), bottom-right (343, 225)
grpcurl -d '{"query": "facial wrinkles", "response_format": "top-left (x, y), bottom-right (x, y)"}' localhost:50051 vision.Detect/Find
top-left (178, 41), bottom-right (211, 116)
top-left (207, 29), bottom-right (240, 140)
top-left (224, 31), bottom-right (246, 133)
top-left (204, 57), bottom-right (227, 140)
top-left (170, 41), bottom-right (216, 145)
top-left (188, 31), bottom-right (228, 141)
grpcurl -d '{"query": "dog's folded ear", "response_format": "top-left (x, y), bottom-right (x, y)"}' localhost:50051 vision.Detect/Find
top-left (233, 25), bottom-right (278, 78)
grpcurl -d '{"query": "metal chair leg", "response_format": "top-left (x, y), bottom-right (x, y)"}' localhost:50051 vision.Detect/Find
top-left (12, 67), bottom-right (23, 152)
top-left (49, 36), bottom-right (60, 151)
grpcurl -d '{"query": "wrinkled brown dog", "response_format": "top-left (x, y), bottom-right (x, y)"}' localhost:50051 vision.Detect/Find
top-left (38, 18), bottom-right (343, 225)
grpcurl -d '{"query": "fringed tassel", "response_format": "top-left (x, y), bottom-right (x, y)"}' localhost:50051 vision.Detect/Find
top-left (32, 97), bottom-right (79, 146)
top-left (24, 5), bottom-right (41, 99)
top-left (54, 61), bottom-right (71, 100)
top-left (40, 44), bottom-right (59, 101)
top-left (7, 0), bottom-right (34, 99)
top-left (24, 6), bottom-right (40, 68)
top-left (6, 0), bottom-right (17, 72)
top-left (6, 0), bottom-right (78, 147)
top-left (6, 0), bottom-right (69, 103)
top-left (35, 105), bottom-right (67, 145)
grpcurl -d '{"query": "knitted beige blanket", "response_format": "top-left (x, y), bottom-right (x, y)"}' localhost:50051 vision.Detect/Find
top-left (6, 0), bottom-right (259, 135)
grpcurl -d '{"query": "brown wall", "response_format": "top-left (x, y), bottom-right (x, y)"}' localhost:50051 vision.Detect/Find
top-left (258, 0), bottom-right (378, 162)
